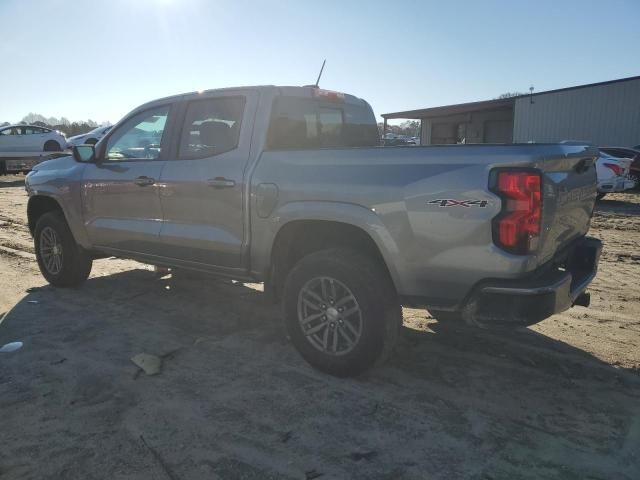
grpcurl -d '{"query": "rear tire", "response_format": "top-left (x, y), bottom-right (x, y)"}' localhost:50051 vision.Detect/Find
top-left (34, 211), bottom-right (92, 287)
top-left (596, 192), bottom-right (606, 201)
top-left (43, 140), bottom-right (62, 152)
top-left (282, 248), bottom-right (401, 377)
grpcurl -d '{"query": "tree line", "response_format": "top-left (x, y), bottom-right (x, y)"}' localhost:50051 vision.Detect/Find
top-left (377, 120), bottom-right (420, 138)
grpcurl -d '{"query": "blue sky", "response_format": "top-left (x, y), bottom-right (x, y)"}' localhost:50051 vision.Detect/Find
top-left (1, 0), bottom-right (639, 124)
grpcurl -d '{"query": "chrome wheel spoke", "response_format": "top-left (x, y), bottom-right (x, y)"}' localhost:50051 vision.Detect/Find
top-left (322, 326), bottom-right (329, 350)
top-left (338, 326), bottom-right (355, 349)
top-left (341, 306), bottom-right (359, 318)
top-left (301, 311), bottom-right (325, 325)
top-left (335, 295), bottom-right (355, 308)
top-left (306, 320), bottom-right (329, 335)
top-left (302, 297), bottom-right (321, 311)
top-left (39, 226), bottom-right (63, 275)
top-left (343, 318), bottom-right (359, 338)
top-left (332, 327), bottom-right (338, 352)
top-left (302, 288), bottom-right (324, 307)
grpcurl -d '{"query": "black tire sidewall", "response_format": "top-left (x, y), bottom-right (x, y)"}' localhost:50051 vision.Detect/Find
top-left (283, 249), bottom-right (391, 377)
top-left (34, 211), bottom-right (90, 287)
top-left (43, 141), bottom-right (61, 152)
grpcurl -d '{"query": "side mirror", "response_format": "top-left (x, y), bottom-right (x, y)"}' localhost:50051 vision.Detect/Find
top-left (73, 144), bottom-right (96, 163)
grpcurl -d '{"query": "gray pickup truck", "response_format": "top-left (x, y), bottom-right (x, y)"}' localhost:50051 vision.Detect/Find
top-left (25, 85), bottom-right (602, 376)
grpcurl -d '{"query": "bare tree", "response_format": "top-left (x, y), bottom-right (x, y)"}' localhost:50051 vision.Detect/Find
top-left (495, 91), bottom-right (524, 99)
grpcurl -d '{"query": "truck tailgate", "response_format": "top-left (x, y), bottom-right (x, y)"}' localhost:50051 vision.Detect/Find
top-left (537, 146), bottom-right (599, 265)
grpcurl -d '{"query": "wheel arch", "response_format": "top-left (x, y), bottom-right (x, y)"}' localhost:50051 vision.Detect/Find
top-left (43, 139), bottom-right (62, 151)
top-left (263, 202), bottom-right (403, 302)
top-left (27, 195), bottom-right (65, 235)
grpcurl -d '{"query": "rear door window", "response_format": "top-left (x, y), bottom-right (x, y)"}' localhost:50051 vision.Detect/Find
top-left (267, 97), bottom-right (379, 150)
top-left (178, 96), bottom-right (246, 159)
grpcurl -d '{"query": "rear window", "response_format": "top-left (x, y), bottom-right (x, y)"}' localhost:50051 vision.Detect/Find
top-left (267, 97), bottom-right (379, 150)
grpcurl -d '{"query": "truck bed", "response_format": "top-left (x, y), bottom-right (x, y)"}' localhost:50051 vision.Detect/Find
top-left (252, 143), bottom-right (599, 304)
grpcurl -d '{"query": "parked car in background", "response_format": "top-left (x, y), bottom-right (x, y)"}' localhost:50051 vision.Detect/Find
top-left (383, 136), bottom-right (411, 146)
top-left (599, 147), bottom-right (640, 187)
top-left (596, 151), bottom-right (636, 199)
top-left (66, 125), bottom-right (112, 148)
top-left (0, 125), bottom-right (66, 152)
top-left (382, 135), bottom-right (416, 146)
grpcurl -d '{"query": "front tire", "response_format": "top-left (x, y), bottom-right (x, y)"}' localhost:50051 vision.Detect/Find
top-left (283, 248), bottom-right (401, 377)
top-left (34, 211), bottom-right (92, 287)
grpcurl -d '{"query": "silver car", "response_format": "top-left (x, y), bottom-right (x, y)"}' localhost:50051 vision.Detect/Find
top-left (0, 124), bottom-right (66, 152)
top-left (66, 125), bottom-right (112, 148)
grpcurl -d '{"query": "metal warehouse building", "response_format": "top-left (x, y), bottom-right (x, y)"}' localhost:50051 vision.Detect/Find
top-left (383, 75), bottom-right (640, 146)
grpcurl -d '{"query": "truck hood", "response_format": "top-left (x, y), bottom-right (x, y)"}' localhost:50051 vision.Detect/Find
top-left (31, 154), bottom-right (75, 172)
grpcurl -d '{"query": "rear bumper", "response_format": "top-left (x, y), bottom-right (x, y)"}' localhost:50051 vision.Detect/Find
top-left (462, 236), bottom-right (602, 326)
top-left (598, 176), bottom-right (636, 193)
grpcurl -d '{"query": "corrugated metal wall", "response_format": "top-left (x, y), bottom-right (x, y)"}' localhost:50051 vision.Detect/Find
top-left (513, 78), bottom-right (640, 145)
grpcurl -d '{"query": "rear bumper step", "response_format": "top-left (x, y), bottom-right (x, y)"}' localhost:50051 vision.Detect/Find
top-left (463, 236), bottom-right (602, 326)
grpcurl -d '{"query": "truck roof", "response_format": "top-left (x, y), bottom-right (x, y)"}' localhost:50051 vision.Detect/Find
top-left (132, 85), bottom-right (370, 115)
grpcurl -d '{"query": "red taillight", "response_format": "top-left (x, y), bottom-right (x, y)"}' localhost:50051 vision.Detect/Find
top-left (492, 170), bottom-right (542, 254)
top-left (603, 163), bottom-right (622, 176)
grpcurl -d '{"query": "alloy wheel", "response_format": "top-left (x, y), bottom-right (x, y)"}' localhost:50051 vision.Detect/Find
top-left (297, 276), bottom-right (363, 356)
top-left (40, 226), bottom-right (63, 275)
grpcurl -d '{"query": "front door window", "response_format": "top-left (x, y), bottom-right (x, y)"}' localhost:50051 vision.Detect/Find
top-left (105, 106), bottom-right (169, 161)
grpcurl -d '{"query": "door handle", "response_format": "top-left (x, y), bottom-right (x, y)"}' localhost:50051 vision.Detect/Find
top-left (207, 177), bottom-right (236, 189)
top-left (134, 176), bottom-right (155, 187)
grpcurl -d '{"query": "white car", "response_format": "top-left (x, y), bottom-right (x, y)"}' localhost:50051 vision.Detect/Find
top-left (66, 125), bottom-right (112, 147)
top-left (0, 125), bottom-right (66, 152)
top-left (596, 151), bottom-right (636, 198)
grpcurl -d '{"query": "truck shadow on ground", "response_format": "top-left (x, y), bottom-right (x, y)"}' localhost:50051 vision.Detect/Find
top-left (1, 267), bottom-right (639, 479)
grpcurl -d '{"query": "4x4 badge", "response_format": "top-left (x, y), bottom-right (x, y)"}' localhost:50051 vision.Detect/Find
top-left (428, 199), bottom-right (489, 208)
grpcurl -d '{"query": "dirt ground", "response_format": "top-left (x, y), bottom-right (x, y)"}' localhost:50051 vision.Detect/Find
top-left (0, 174), bottom-right (639, 480)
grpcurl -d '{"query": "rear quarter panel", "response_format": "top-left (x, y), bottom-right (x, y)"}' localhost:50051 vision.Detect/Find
top-left (251, 144), bottom-right (593, 306)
